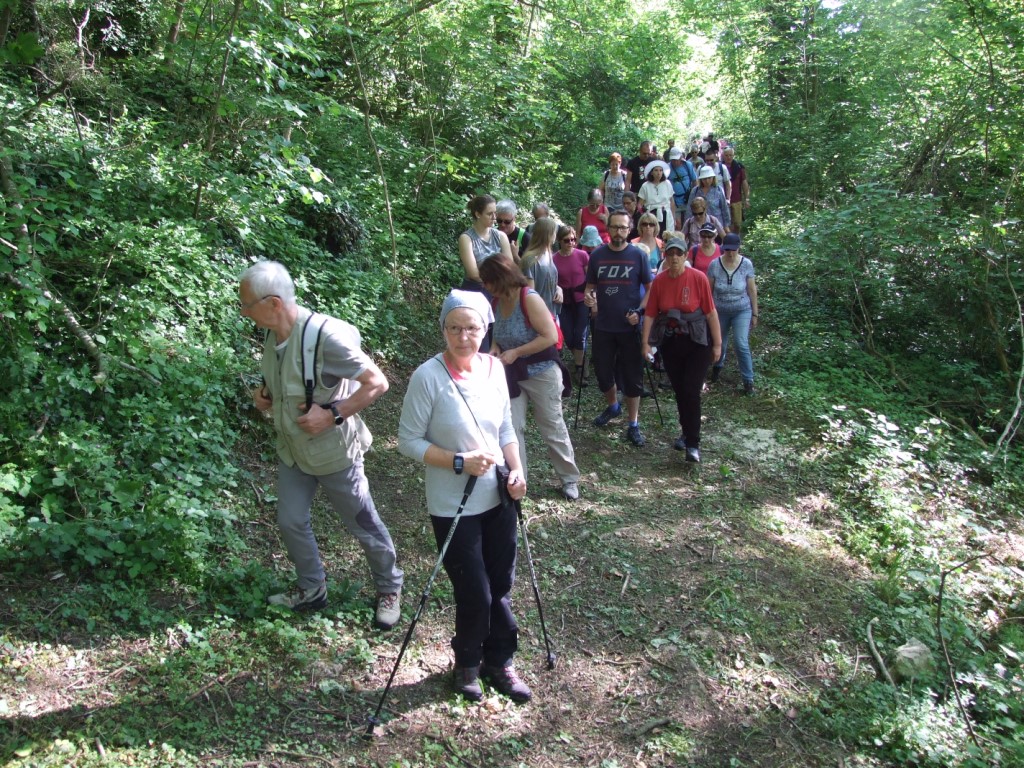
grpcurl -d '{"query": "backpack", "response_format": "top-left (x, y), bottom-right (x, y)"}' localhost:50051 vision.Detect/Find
top-left (670, 161), bottom-right (696, 205)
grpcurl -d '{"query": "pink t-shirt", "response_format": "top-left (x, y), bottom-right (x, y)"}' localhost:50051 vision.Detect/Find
top-left (554, 248), bottom-right (590, 303)
top-left (688, 244), bottom-right (721, 274)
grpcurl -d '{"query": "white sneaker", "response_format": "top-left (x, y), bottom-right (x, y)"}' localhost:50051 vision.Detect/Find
top-left (267, 582), bottom-right (327, 611)
top-left (562, 482), bottom-right (579, 501)
top-left (375, 589), bottom-right (401, 629)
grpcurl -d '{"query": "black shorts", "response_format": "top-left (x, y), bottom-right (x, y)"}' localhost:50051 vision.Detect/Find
top-left (592, 329), bottom-right (643, 397)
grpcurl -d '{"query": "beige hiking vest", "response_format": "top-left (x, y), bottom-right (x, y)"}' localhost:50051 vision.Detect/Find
top-left (262, 307), bottom-right (373, 476)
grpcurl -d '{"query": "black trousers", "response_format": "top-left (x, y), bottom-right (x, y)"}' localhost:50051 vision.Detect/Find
top-left (431, 503), bottom-right (519, 668)
top-left (661, 333), bottom-right (713, 449)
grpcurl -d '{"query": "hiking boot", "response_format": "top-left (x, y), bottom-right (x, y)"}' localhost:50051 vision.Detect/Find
top-left (685, 447), bottom-right (701, 463)
top-left (375, 589), bottom-right (401, 630)
top-left (626, 425), bottom-right (646, 448)
top-left (743, 380), bottom-right (755, 395)
top-left (562, 481), bottom-right (579, 501)
top-left (481, 663), bottom-right (532, 703)
top-left (453, 665), bottom-right (482, 702)
top-left (267, 582), bottom-right (327, 612)
top-left (674, 435), bottom-right (686, 451)
top-left (710, 366), bottom-right (722, 384)
top-left (593, 403), bottom-right (622, 427)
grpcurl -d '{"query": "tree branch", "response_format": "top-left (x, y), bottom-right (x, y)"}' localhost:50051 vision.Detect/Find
top-left (936, 555), bottom-right (990, 749)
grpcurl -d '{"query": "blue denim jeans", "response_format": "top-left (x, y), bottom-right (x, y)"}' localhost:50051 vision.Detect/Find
top-left (715, 306), bottom-right (754, 383)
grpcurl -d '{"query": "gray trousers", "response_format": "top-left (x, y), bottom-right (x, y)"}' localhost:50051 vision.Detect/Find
top-left (510, 363), bottom-right (581, 484)
top-left (276, 459), bottom-right (404, 594)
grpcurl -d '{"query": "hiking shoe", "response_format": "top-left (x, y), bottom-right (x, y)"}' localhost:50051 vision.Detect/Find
top-left (267, 582), bottom-right (327, 612)
top-left (562, 481), bottom-right (579, 501)
top-left (674, 435), bottom-right (686, 451)
top-left (640, 386), bottom-right (654, 398)
top-left (593, 403), bottom-right (622, 427)
top-left (685, 447), bottom-right (701, 463)
top-left (481, 663), bottom-right (532, 703)
top-left (375, 589), bottom-right (401, 630)
top-left (626, 425), bottom-right (646, 448)
top-left (453, 666), bottom-right (483, 702)
top-left (743, 381), bottom-right (755, 395)
top-left (710, 366), bottom-right (722, 384)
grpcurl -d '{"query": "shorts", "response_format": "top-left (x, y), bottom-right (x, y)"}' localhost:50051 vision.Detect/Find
top-left (592, 329), bottom-right (643, 398)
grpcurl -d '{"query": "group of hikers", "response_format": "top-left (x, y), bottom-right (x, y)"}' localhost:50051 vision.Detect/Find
top-left (238, 135), bottom-right (758, 706)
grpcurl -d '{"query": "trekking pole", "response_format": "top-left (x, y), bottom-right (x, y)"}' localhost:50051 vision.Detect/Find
top-left (643, 356), bottom-right (664, 427)
top-left (637, 325), bottom-right (664, 427)
top-left (573, 314), bottom-right (594, 430)
top-left (365, 475), bottom-right (477, 738)
top-left (515, 498), bottom-right (556, 670)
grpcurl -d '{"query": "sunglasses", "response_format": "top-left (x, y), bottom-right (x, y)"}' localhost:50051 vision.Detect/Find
top-left (496, 218), bottom-right (514, 225)
top-left (562, 237), bottom-right (576, 243)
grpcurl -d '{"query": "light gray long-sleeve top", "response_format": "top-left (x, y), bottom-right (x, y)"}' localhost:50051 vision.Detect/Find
top-left (398, 353), bottom-right (517, 518)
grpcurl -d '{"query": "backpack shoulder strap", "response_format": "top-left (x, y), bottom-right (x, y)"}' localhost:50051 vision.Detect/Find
top-left (301, 313), bottom-right (329, 410)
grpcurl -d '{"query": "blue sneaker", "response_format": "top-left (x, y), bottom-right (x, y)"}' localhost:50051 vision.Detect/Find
top-left (626, 425), bottom-right (646, 447)
top-left (593, 403), bottom-right (622, 427)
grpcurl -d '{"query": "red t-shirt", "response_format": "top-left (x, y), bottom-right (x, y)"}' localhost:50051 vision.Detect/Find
top-left (646, 266), bottom-right (716, 317)
top-left (579, 205), bottom-right (611, 243)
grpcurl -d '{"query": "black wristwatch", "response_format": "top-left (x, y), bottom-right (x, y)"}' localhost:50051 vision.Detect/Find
top-left (329, 403), bottom-right (345, 425)
top-left (453, 454), bottom-right (465, 475)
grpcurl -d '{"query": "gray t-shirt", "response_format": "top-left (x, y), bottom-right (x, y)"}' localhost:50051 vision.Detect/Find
top-left (707, 256), bottom-right (755, 312)
top-left (398, 353), bottom-right (516, 518)
top-left (521, 253), bottom-right (559, 314)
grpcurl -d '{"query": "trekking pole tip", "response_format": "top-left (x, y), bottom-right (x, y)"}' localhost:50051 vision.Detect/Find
top-left (546, 652), bottom-right (557, 670)
top-left (363, 716), bottom-right (380, 739)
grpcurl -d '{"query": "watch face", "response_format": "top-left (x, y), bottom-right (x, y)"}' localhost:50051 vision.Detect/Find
top-left (453, 455), bottom-right (464, 474)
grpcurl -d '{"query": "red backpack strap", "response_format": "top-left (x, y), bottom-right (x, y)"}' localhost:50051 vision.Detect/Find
top-left (520, 286), bottom-right (532, 329)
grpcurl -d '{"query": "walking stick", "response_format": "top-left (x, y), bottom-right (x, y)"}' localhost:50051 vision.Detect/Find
top-left (365, 475), bottom-right (477, 737)
top-left (515, 499), bottom-right (556, 670)
top-left (573, 315), bottom-right (594, 430)
top-left (644, 356), bottom-right (664, 426)
top-left (637, 325), bottom-right (664, 427)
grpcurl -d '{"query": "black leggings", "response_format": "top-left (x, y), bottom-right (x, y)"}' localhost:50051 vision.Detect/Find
top-left (661, 334), bottom-right (713, 449)
top-left (431, 503), bottom-right (519, 668)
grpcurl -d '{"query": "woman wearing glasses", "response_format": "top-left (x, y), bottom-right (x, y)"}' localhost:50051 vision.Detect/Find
top-left (640, 236), bottom-right (722, 464)
top-left (554, 225), bottom-right (591, 375)
top-left (682, 196), bottom-right (726, 249)
top-left (398, 290), bottom-right (531, 703)
top-left (631, 212), bottom-right (664, 272)
top-left (480, 255), bottom-right (581, 502)
top-left (687, 223), bottom-right (721, 274)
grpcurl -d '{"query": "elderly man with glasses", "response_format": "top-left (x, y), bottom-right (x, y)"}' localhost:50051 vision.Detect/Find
top-left (240, 260), bottom-right (403, 626)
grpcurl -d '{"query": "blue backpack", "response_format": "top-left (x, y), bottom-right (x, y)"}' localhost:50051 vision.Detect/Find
top-left (670, 161), bottom-right (696, 206)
